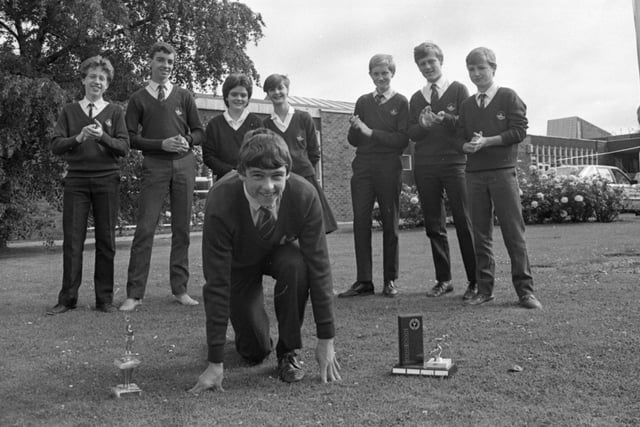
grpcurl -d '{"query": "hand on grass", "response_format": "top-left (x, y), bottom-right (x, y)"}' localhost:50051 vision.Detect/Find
top-left (189, 362), bottom-right (224, 394)
top-left (315, 338), bottom-right (341, 383)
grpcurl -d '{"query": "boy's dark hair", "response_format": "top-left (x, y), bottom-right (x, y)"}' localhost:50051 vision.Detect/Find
top-left (466, 47), bottom-right (497, 71)
top-left (79, 55), bottom-right (115, 83)
top-left (222, 73), bottom-right (253, 107)
top-left (263, 74), bottom-right (290, 93)
top-left (237, 128), bottom-right (292, 175)
top-left (413, 42), bottom-right (443, 64)
top-left (149, 41), bottom-right (176, 59)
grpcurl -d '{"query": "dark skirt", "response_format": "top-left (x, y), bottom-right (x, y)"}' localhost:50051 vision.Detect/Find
top-left (304, 175), bottom-right (338, 234)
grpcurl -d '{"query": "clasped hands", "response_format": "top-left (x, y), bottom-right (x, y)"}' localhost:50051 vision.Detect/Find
top-left (162, 135), bottom-right (190, 153)
top-left (76, 120), bottom-right (103, 143)
top-left (349, 115), bottom-right (373, 137)
top-left (462, 131), bottom-right (486, 154)
top-left (419, 106), bottom-right (445, 129)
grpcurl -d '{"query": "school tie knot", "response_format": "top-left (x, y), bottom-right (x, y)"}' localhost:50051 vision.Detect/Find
top-left (257, 206), bottom-right (276, 240)
top-left (478, 93), bottom-right (487, 108)
top-left (158, 85), bottom-right (166, 102)
top-left (430, 84), bottom-right (439, 105)
top-left (374, 93), bottom-right (385, 105)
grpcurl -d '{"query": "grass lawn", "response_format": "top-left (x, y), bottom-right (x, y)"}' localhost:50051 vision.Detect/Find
top-left (1, 216), bottom-right (640, 426)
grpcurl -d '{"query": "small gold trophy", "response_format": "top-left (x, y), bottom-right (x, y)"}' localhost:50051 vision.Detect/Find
top-left (111, 315), bottom-right (142, 397)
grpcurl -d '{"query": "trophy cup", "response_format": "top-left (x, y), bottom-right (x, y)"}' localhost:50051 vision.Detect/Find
top-left (111, 315), bottom-right (142, 397)
top-left (423, 334), bottom-right (457, 377)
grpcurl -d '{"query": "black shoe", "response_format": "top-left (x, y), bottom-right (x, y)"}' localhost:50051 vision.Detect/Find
top-left (382, 280), bottom-right (398, 297)
top-left (519, 294), bottom-right (542, 309)
top-left (277, 352), bottom-right (305, 383)
top-left (46, 304), bottom-right (75, 315)
top-left (426, 281), bottom-right (453, 297)
top-left (95, 304), bottom-right (116, 313)
top-left (338, 281), bottom-right (374, 298)
top-left (464, 293), bottom-right (495, 306)
top-left (462, 282), bottom-right (478, 300)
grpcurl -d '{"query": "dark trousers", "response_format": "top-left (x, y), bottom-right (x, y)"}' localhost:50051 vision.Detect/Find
top-left (229, 243), bottom-right (310, 362)
top-left (466, 168), bottom-right (534, 298)
top-left (126, 153), bottom-right (195, 299)
top-left (414, 164), bottom-right (476, 283)
top-left (58, 173), bottom-right (120, 307)
top-left (350, 155), bottom-right (401, 282)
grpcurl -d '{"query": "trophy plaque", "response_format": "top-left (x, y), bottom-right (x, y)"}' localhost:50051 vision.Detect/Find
top-left (111, 315), bottom-right (142, 397)
top-left (392, 316), bottom-right (456, 377)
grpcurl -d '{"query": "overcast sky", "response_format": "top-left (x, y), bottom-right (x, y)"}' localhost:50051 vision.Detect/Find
top-left (239, 0), bottom-right (640, 136)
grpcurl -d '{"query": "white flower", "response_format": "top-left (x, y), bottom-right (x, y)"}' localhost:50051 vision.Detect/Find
top-left (410, 196), bottom-right (419, 205)
top-left (531, 201), bottom-right (539, 208)
top-left (560, 197), bottom-right (568, 204)
top-left (540, 174), bottom-right (549, 180)
top-left (574, 195), bottom-right (584, 202)
top-left (536, 192), bottom-right (545, 200)
top-left (529, 165), bottom-right (538, 172)
top-left (373, 201), bottom-right (379, 209)
top-left (165, 211), bottom-right (172, 218)
top-left (560, 210), bottom-right (568, 217)
top-left (519, 188), bottom-right (523, 196)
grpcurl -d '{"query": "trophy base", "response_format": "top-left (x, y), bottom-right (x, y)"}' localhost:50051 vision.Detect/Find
top-left (111, 383), bottom-right (142, 398)
top-left (392, 363), bottom-right (457, 378)
top-left (425, 357), bottom-right (452, 370)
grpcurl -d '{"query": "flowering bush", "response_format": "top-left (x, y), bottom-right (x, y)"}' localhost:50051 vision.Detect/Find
top-left (519, 166), bottom-right (624, 223)
top-left (372, 184), bottom-right (425, 229)
top-left (372, 166), bottom-right (626, 229)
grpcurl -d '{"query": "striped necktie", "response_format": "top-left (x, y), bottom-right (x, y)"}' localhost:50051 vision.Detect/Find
top-left (478, 93), bottom-right (487, 108)
top-left (88, 103), bottom-right (95, 119)
top-left (430, 84), bottom-right (439, 105)
top-left (257, 206), bottom-right (276, 240)
top-left (158, 85), bottom-right (166, 102)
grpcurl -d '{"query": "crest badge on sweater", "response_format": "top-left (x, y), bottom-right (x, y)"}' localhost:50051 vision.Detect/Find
top-left (496, 111), bottom-right (506, 120)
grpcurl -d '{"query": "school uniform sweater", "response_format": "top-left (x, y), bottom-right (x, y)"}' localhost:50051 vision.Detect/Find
top-left (51, 102), bottom-right (129, 177)
top-left (455, 87), bottom-right (528, 172)
top-left (347, 93), bottom-right (410, 156)
top-left (263, 110), bottom-right (319, 178)
top-left (202, 172), bottom-right (335, 363)
top-left (203, 113), bottom-right (262, 177)
top-left (408, 81), bottom-right (468, 166)
top-left (125, 86), bottom-right (204, 160)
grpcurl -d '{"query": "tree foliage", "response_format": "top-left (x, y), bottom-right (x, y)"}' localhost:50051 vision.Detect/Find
top-left (1, 0), bottom-right (265, 99)
top-left (0, 0), bottom-right (264, 246)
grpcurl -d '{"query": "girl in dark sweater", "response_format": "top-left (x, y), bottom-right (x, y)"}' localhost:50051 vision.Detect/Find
top-left (203, 73), bottom-right (261, 179)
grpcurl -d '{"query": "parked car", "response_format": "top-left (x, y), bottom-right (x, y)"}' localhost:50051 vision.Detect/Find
top-left (553, 165), bottom-right (640, 214)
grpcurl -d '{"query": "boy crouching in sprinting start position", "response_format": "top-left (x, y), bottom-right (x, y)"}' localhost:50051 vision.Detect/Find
top-left (190, 128), bottom-right (341, 392)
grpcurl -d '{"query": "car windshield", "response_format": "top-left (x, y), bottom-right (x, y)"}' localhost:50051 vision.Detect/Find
top-left (553, 166), bottom-right (586, 176)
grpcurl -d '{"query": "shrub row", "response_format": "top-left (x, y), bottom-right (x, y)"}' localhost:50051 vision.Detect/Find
top-left (374, 166), bottom-right (626, 227)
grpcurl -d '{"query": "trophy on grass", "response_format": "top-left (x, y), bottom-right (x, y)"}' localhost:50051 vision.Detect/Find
top-left (111, 315), bottom-right (142, 397)
top-left (392, 314), bottom-right (456, 377)
top-left (424, 334), bottom-right (456, 377)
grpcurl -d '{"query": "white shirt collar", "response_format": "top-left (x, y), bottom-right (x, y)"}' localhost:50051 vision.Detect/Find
top-left (270, 105), bottom-right (295, 133)
top-left (146, 80), bottom-right (173, 99)
top-left (421, 76), bottom-right (449, 102)
top-left (223, 109), bottom-right (250, 131)
top-left (476, 83), bottom-right (499, 105)
top-left (80, 97), bottom-right (108, 116)
top-left (372, 88), bottom-right (396, 104)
